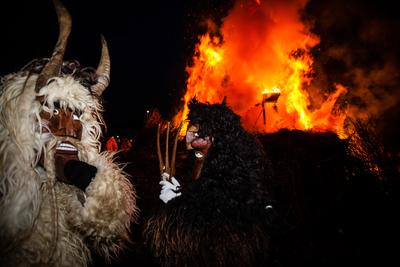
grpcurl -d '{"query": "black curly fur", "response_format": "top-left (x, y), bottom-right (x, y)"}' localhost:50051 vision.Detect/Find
top-left (144, 98), bottom-right (276, 267)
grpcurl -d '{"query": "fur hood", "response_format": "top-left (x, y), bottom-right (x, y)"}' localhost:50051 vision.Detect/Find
top-left (0, 64), bottom-right (138, 267)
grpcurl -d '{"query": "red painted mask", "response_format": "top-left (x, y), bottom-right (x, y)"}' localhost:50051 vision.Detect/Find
top-left (39, 105), bottom-right (82, 140)
top-left (38, 99), bottom-right (82, 183)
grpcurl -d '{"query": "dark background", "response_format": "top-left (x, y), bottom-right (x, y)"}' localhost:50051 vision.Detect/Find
top-left (0, 0), bottom-right (233, 135)
top-left (1, 0), bottom-right (399, 152)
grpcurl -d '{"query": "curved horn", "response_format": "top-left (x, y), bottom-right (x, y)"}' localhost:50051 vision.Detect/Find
top-left (91, 35), bottom-right (110, 96)
top-left (35, 0), bottom-right (72, 92)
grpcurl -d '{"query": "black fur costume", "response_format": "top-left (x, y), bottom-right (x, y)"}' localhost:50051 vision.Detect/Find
top-left (144, 98), bottom-right (276, 267)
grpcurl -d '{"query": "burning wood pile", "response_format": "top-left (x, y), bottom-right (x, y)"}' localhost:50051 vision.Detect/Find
top-left (174, 0), bottom-right (349, 137)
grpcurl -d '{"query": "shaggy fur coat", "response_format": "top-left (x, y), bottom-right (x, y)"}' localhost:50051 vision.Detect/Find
top-left (0, 61), bottom-right (138, 267)
top-left (144, 99), bottom-right (276, 267)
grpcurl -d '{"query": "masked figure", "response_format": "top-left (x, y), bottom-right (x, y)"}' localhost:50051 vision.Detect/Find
top-left (144, 98), bottom-right (276, 267)
top-left (0, 1), bottom-right (138, 266)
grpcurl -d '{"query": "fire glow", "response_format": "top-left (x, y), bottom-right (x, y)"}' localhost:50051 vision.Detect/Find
top-left (175, 0), bottom-right (348, 137)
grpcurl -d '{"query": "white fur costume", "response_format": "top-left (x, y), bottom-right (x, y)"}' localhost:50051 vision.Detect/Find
top-left (0, 2), bottom-right (138, 266)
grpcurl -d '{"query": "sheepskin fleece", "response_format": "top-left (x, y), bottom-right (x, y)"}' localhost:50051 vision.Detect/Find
top-left (0, 70), bottom-right (138, 267)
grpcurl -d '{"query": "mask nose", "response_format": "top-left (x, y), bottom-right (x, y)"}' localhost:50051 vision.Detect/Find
top-left (185, 131), bottom-right (195, 150)
top-left (58, 110), bottom-right (81, 139)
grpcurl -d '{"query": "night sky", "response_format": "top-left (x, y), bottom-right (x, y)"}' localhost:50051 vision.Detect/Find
top-left (1, 0), bottom-right (399, 150)
top-left (0, 0), bottom-right (233, 134)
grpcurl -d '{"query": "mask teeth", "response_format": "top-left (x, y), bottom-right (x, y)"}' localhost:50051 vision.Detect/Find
top-left (195, 151), bottom-right (204, 159)
top-left (56, 142), bottom-right (78, 152)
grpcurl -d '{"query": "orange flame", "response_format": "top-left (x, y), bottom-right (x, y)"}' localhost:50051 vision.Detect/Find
top-left (175, 0), bottom-right (348, 138)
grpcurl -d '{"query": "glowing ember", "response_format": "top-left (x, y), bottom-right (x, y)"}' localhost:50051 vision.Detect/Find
top-left (175, 0), bottom-right (348, 138)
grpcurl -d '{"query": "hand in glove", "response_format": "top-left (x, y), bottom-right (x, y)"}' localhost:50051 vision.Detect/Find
top-left (159, 172), bottom-right (181, 203)
top-left (64, 160), bottom-right (97, 191)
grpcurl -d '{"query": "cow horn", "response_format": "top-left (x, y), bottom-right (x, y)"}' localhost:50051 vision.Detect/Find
top-left (35, 0), bottom-right (72, 92)
top-left (91, 35), bottom-right (110, 96)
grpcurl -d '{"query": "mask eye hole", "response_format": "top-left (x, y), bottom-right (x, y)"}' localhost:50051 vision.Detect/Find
top-left (72, 114), bottom-right (80, 120)
top-left (187, 124), bottom-right (199, 132)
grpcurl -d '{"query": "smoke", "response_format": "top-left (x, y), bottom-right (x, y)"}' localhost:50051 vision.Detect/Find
top-left (304, 0), bottom-right (400, 149)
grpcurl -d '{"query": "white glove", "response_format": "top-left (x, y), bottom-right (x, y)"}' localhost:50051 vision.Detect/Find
top-left (159, 173), bottom-right (181, 203)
